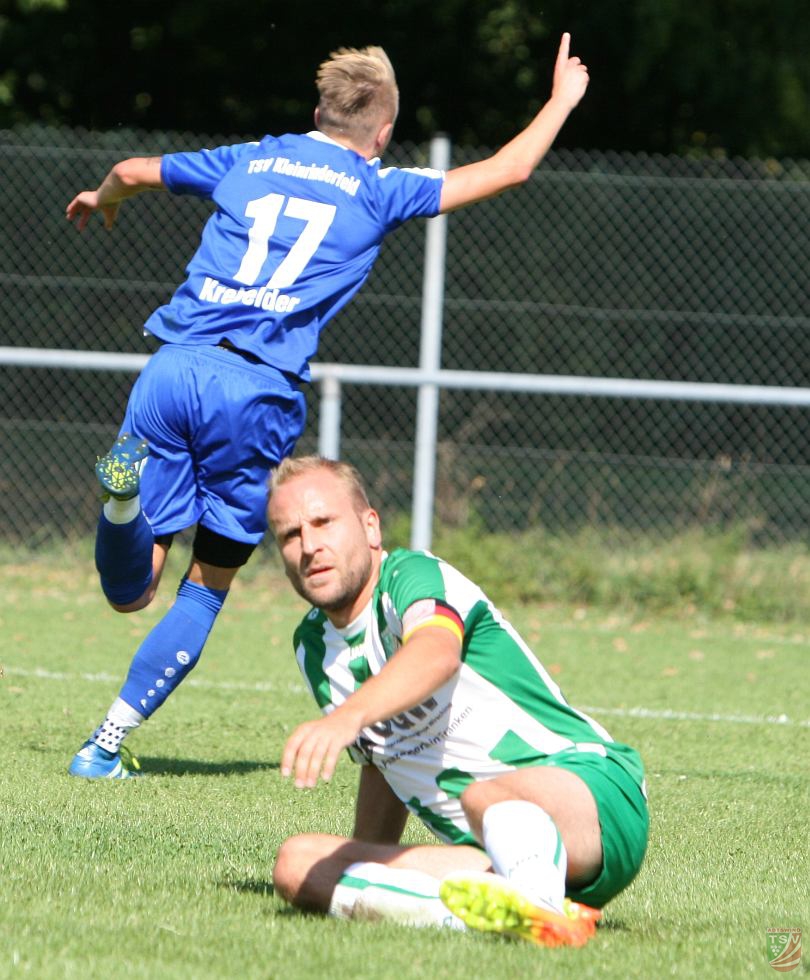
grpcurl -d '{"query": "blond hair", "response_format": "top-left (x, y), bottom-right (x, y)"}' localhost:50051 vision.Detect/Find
top-left (315, 46), bottom-right (399, 145)
top-left (270, 455), bottom-right (371, 513)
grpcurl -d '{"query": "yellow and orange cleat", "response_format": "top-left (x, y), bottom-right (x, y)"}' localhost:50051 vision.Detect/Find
top-left (439, 871), bottom-right (600, 948)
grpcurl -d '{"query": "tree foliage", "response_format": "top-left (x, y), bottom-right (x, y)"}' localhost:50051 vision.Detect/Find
top-left (1, 0), bottom-right (809, 156)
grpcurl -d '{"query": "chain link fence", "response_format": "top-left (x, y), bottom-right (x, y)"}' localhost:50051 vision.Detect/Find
top-left (2, 124), bottom-right (810, 557)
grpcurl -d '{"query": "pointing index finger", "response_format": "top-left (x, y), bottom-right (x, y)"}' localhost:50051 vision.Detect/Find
top-left (556, 32), bottom-right (571, 71)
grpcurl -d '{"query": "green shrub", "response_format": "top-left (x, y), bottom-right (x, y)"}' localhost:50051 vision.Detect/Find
top-left (4, 521), bottom-right (808, 624)
top-left (427, 522), bottom-right (810, 623)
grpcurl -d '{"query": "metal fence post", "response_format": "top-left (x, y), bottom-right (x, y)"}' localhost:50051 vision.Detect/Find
top-left (410, 134), bottom-right (451, 551)
top-left (318, 372), bottom-right (342, 459)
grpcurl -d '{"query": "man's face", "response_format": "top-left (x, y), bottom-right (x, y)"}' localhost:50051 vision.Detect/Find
top-left (268, 469), bottom-right (381, 626)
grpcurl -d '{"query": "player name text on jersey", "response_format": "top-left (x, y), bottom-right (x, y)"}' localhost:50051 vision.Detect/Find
top-left (198, 276), bottom-right (302, 313)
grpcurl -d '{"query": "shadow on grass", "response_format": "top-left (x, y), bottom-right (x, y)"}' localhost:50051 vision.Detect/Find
top-left (218, 882), bottom-right (344, 922)
top-left (221, 879), bottom-right (276, 898)
top-left (599, 917), bottom-right (631, 933)
top-left (140, 756), bottom-right (280, 777)
top-left (217, 883), bottom-right (328, 920)
top-left (217, 880), bottom-right (634, 941)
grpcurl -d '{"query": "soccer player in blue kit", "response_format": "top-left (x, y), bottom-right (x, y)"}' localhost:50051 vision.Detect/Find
top-left (65, 35), bottom-right (589, 778)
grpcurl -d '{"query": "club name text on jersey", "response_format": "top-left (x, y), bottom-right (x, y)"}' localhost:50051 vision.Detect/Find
top-left (247, 156), bottom-right (361, 197)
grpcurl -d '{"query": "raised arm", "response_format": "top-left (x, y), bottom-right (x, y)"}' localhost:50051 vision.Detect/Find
top-left (65, 156), bottom-right (165, 232)
top-left (439, 33), bottom-right (589, 213)
top-left (281, 625), bottom-right (462, 789)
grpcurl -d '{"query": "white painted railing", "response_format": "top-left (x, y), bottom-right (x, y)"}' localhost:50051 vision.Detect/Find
top-left (4, 344), bottom-right (810, 550)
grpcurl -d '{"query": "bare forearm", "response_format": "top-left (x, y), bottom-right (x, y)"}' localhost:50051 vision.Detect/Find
top-left (441, 94), bottom-right (575, 211)
top-left (97, 157), bottom-right (165, 205)
top-left (492, 94), bottom-right (576, 184)
top-left (333, 629), bottom-right (460, 732)
top-left (67, 155), bottom-right (165, 232)
top-left (281, 629), bottom-right (461, 788)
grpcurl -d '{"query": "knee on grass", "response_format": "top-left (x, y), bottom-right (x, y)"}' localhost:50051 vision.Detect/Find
top-left (273, 834), bottom-right (345, 908)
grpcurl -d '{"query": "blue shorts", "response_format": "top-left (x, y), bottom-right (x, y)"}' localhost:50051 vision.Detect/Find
top-left (121, 343), bottom-right (306, 543)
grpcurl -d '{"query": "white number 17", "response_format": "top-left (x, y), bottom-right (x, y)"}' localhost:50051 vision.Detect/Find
top-left (234, 194), bottom-right (336, 289)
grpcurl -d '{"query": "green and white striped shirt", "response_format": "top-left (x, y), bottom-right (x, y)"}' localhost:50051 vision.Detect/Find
top-left (292, 548), bottom-right (645, 845)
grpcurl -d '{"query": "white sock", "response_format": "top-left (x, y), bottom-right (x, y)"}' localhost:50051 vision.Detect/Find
top-left (103, 495), bottom-right (142, 525)
top-left (482, 800), bottom-right (567, 913)
top-left (91, 697), bottom-right (145, 754)
top-left (328, 862), bottom-right (465, 931)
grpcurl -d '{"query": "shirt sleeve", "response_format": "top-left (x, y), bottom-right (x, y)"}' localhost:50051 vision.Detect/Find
top-left (160, 142), bottom-right (258, 197)
top-left (401, 598), bottom-right (464, 645)
top-left (383, 550), bottom-right (464, 646)
top-left (374, 165), bottom-right (444, 231)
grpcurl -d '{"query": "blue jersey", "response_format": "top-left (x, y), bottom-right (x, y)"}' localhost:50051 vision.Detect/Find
top-left (145, 131), bottom-right (444, 380)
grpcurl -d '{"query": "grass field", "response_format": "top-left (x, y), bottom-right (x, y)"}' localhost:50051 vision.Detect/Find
top-left (1, 553), bottom-right (808, 979)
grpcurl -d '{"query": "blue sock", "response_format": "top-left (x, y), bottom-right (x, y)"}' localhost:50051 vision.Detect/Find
top-left (118, 579), bottom-right (228, 718)
top-left (95, 511), bottom-right (154, 604)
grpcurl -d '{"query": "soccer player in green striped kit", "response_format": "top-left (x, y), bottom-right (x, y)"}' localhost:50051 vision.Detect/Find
top-left (268, 457), bottom-right (649, 948)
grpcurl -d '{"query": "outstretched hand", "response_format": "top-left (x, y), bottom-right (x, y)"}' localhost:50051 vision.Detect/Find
top-left (552, 32), bottom-right (589, 109)
top-left (66, 191), bottom-right (120, 232)
top-left (281, 711), bottom-right (363, 788)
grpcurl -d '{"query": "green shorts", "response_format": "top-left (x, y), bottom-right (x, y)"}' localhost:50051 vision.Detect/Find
top-left (544, 746), bottom-right (649, 909)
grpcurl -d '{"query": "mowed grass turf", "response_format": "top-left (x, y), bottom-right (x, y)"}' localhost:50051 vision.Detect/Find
top-left (1, 555), bottom-right (808, 979)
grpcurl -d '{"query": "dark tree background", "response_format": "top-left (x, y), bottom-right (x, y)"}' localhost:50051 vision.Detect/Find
top-left (2, 0), bottom-right (809, 156)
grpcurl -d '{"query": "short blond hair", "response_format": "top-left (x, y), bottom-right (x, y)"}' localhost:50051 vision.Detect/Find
top-left (315, 46), bottom-right (399, 144)
top-left (270, 455), bottom-right (371, 513)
